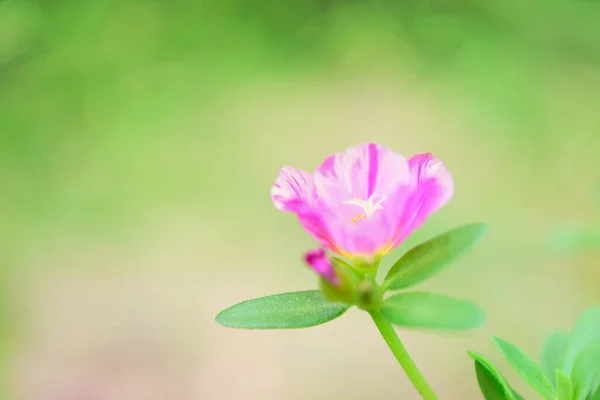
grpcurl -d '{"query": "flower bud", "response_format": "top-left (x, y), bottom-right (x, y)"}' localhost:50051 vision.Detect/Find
top-left (318, 256), bottom-right (359, 305)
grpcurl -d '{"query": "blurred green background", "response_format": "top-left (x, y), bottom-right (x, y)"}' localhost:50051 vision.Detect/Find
top-left (1, 0), bottom-right (600, 398)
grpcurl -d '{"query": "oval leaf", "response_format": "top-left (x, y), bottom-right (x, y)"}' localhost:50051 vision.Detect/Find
top-left (541, 331), bottom-right (568, 385)
top-left (556, 370), bottom-right (573, 400)
top-left (216, 290), bottom-right (350, 329)
top-left (468, 351), bottom-right (518, 400)
top-left (564, 306), bottom-right (600, 375)
top-left (475, 361), bottom-right (513, 400)
top-left (571, 346), bottom-right (600, 400)
top-left (493, 337), bottom-right (557, 400)
top-left (593, 380), bottom-right (600, 399)
top-left (381, 292), bottom-right (486, 330)
top-left (383, 223), bottom-right (488, 291)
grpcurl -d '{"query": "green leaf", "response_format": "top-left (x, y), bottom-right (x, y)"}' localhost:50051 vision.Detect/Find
top-left (571, 346), bottom-right (600, 400)
top-left (474, 360), bottom-right (513, 400)
top-left (383, 223), bottom-right (488, 291)
top-left (493, 337), bottom-right (557, 400)
top-left (556, 370), bottom-right (573, 400)
top-left (564, 307), bottom-right (600, 375)
top-left (381, 292), bottom-right (486, 330)
top-left (468, 351), bottom-right (517, 400)
top-left (541, 331), bottom-right (569, 385)
top-left (514, 390), bottom-right (525, 400)
top-left (593, 381), bottom-right (600, 399)
top-left (215, 290), bottom-right (350, 329)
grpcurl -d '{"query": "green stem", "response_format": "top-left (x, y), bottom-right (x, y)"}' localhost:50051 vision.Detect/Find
top-left (370, 311), bottom-right (440, 400)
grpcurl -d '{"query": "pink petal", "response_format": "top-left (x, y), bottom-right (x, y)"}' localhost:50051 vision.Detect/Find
top-left (272, 167), bottom-right (339, 252)
top-left (304, 248), bottom-right (338, 285)
top-left (296, 209), bottom-right (342, 254)
top-left (408, 153), bottom-right (454, 211)
top-left (272, 145), bottom-right (453, 259)
top-left (388, 153), bottom-right (454, 248)
top-left (310, 143), bottom-right (411, 255)
top-left (271, 166), bottom-right (314, 212)
top-left (313, 143), bottom-right (409, 207)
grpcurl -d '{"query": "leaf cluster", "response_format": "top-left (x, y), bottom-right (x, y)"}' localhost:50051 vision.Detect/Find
top-left (471, 307), bottom-right (600, 400)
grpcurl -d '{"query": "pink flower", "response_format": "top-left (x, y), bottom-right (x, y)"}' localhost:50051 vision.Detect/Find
top-left (304, 248), bottom-right (337, 285)
top-left (271, 143), bottom-right (454, 259)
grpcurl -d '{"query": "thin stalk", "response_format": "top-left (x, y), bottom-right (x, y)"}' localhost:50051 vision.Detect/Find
top-left (370, 311), bottom-right (440, 400)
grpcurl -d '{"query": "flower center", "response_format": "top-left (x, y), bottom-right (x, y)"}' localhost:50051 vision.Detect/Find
top-left (342, 193), bottom-right (386, 223)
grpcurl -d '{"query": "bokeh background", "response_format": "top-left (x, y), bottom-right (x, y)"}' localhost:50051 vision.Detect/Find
top-left (2, 0), bottom-right (600, 398)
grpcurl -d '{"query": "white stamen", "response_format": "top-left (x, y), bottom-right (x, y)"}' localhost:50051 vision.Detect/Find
top-left (343, 193), bottom-right (386, 220)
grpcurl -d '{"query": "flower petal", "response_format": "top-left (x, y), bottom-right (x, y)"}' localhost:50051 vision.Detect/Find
top-left (309, 143), bottom-right (412, 256)
top-left (271, 166), bottom-right (315, 212)
top-left (296, 209), bottom-right (342, 254)
top-left (409, 153), bottom-right (454, 212)
top-left (314, 143), bottom-right (409, 206)
top-left (304, 248), bottom-right (338, 285)
top-left (389, 153), bottom-right (454, 248)
top-left (272, 146), bottom-right (453, 259)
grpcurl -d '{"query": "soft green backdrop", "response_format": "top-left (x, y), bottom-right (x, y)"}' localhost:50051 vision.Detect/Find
top-left (1, 0), bottom-right (600, 398)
